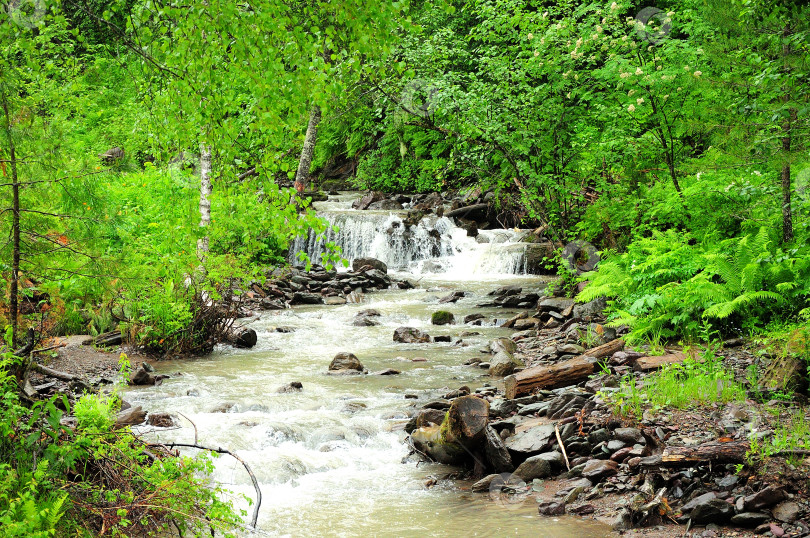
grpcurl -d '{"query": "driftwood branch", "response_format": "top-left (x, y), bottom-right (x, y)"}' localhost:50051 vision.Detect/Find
top-left (161, 443), bottom-right (262, 528)
top-left (30, 362), bottom-right (83, 382)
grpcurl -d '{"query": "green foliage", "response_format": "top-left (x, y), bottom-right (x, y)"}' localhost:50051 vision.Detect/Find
top-left (0, 348), bottom-right (243, 535)
top-left (579, 227), bottom-right (810, 341)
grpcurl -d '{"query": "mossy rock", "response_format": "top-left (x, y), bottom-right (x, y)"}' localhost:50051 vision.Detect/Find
top-left (431, 311), bottom-right (455, 325)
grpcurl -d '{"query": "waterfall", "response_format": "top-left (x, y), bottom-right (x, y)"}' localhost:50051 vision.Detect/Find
top-left (290, 196), bottom-right (532, 276)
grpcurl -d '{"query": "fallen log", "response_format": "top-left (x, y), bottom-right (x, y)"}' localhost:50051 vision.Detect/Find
top-left (444, 203), bottom-right (489, 220)
top-left (641, 440), bottom-right (749, 468)
top-left (504, 339), bottom-right (624, 399)
top-left (31, 362), bottom-right (85, 383)
top-left (759, 355), bottom-right (806, 393)
top-left (633, 352), bottom-right (690, 371)
top-left (409, 395), bottom-right (489, 465)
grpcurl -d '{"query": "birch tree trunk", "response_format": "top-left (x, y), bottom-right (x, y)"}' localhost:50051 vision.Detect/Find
top-left (293, 105), bottom-right (321, 193)
top-left (197, 143), bottom-right (212, 261)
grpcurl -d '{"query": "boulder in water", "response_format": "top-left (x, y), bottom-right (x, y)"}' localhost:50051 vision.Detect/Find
top-left (228, 327), bottom-right (257, 348)
top-left (329, 352), bottom-right (364, 372)
top-left (351, 257), bottom-right (388, 274)
top-left (352, 191), bottom-right (386, 210)
top-left (431, 311), bottom-right (454, 325)
top-left (488, 350), bottom-right (524, 377)
top-left (393, 327), bottom-right (431, 343)
top-left (277, 381), bottom-right (304, 393)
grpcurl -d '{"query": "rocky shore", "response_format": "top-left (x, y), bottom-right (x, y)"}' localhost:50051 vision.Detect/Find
top-left (395, 281), bottom-right (810, 537)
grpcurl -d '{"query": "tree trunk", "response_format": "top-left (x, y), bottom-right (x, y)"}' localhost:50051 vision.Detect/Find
top-left (293, 105), bottom-right (321, 193)
top-left (633, 352), bottom-right (690, 372)
top-left (504, 339), bottom-right (624, 399)
top-left (409, 395), bottom-right (489, 464)
top-left (759, 354), bottom-right (805, 393)
top-left (197, 143), bottom-right (212, 260)
top-left (1, 88), bottom-right (20, 347)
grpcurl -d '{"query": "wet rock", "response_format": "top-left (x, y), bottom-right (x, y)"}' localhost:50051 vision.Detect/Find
top-left (422, 399), bottom-right (451, 410)
top-left (572, 297), bottom-right (606, 320)
top-left (614, 427), bottom-right (644, 444)
top-left (537, 501), bottom-right (566, 516)
top-left (690, 498), bottom-right (734, 524)
top-left (537, 297), bottom-right (575, 313)
top-left (682, 492), bottom-right (716, 513)
top-left (375, 368), bottom-right (401, 376)
top-left (352, 191), bottom-right (386, 210)
top-left (228, 327), bottom-right (258, 348)
top-left (472, 474), bottom-right (501, 492)
top-left (484, 425), bottom-right (514, 473)
top-left (588, 428), bottom-right (610, 445)
top-left (433, 335), bottom-right (452, 343)
top-left (568, 504), bottom-right (595, 515)
top-left (489, 285), bottom-right (521, 297)
top-left (744, 486), bottom-right (787, 511)
top-left (715, 475), bottom-right (739, 490)
top-left (404, 409), bottom-right (447, 434)
top-left (490, 338), bottom-right (517, 355)
top-left (504, 424), bottom-right (556, 456)
top-left (730, 512), bottom-right (771, 527)
top-left (353, 316), bottom-right (380, 327)
top-left (513, 454), bottom-right (553, 481)
top-left (558, 343), bottom-right (585, 355)
top-left (770, 523), bottom-right (786, 537)
top-left (464, 313), bottom-right (485, 324)
top-left (368, 199), bottom-right (403, 210)
top-left (393, 327), bottom-right (431, 343)
top-left (439, 291), bottom-right (465, 304)
top-left (277, 381), bottom-right (303, 393)
top-left (128, 368), bottom-right (154, 387)
top-left (431, 311), bottom-right (455, 325)
top-left (772, 501), bottom-right (801, 523)
top-left (580, 459), bottom-right (618, 482)
top-left (328, 352), bottom-right (364, 372)
top-left (517, 402), bottom-right (550, 416)
top-left (325, 296), bottom-right (347, 305)
top-left (611, 508), bottom-right (633, 531)
top-left (146, 412), bottom-right (175, 428)
top-left (115, 406), bottom-right (146, 427)
top-left (490, 399), bottom-right (518, 418)
top-left (292, 292), bottom-right (324, 304)
top-left (488, 350), bottom-right (524, 377)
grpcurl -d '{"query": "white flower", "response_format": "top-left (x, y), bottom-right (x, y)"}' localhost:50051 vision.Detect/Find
top-left (667, 11), bottom-right (675, 17)
top-left (657, 65), bottom-right (662, 70)
top-left (628, 89), bottom-right (636, 96)
top-left (635, 67), bottom-right (643, 75)
top-left (566, 92), bottom-right (571, 98)
top-left (534, 50), bottom-right (540, 57)
top-left (540, 38), bottom-right (545, 45)
top-left (622, 35), bottom-right (628, 41)
top-left (593, 33), bottom-right (599, 40)
top-left (543, 11), bottom-right (548, 18)
top-left (662, 94), bottom-right (669, 101)
top-left (628, 104), bottom-right (636, 112)
top-left (677, 86), bottom-right (682, 91)
top-left (620, 71), bottom-right (630, 78)
top-left (596, 25), bottom-right (603, 33)
top-left (693, 70), bottom-right (702, 77)
top-left (610, 2), bottom-right (619, 11)
top-left (684, 65), bottom-right (690, 70)
top-left (601, 17), bottom-right (607, 25)
top-left (574, 73), bottom-right (579, 80)
top-left (576, 37), bottom-right (583, 47)
top-left (527, 33), bottom-right (534, 40)
top-left (636, 97), bottom-right (644, 104)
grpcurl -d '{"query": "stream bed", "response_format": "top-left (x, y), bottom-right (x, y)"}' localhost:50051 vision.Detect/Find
top-left (125, 195), bottom-right (611, 537)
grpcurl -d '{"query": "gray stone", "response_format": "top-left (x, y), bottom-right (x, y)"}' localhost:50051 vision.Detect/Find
top-left (744, 486), bottom-right (787, 511)
top-left (351, 257), bottom-right (388, 273)
top-left (504, 424), bottom-right (556, 456)
top-left (533, 451), bottom-right (565, 471)
top-left (393, 327), bottom-right (431, 343)
top-left (613, 427), bottom-right (644, 444)
top-left (490, 337), bottom-right (517, 355)
top-left (572, 297), bottom-right (606, 320)
top-left (472, 474), bottom-right (501, 492)
top-left (484, 426), bottom-right (514, 473)
top-left (715, 475), bottom-right (739, 489)
top-left (488, 350), bottom-right (525, 377)
top-left (328, 352), bottom-right (364, 372)
top-left (690, 499), bottom-right (734, 524)
top-left (518, 402), bottom-right (550, 416)
top-left (489, 399), bottom-right (518, 418)
top-left (772, 501), bottom-right (801, 523)
top-left (580, 459), bottom-right (618, 482)
top-left (537, 501), bottom-right (566, 516)
top-left (730, 512), bottom-right (771, 527)
top-left (558, 343), bottom-right (585, 355)
top-left (588, 428), bottom-right (610, 445)
top-left (606, 439), bottom-right (626, 451)
top-left (537, 297), bottom-right (575, 313)
top-left (324, 296), bottom-right (347, 305)
top-left (682, 492), bottom-right (717, 513)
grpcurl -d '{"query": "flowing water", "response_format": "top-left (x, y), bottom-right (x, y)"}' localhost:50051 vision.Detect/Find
top-left (125, 195), bottom-right (610, 537)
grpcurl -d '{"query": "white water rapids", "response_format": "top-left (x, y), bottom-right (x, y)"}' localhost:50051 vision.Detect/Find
top-left (124, 194), bottom-right (609, 537)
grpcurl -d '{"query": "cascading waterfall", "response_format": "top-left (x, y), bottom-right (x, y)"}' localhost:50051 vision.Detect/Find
top-left (290, 196), bottom-right (531, 276)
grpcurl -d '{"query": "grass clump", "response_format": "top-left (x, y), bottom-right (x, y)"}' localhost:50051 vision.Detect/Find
top-left (603, 345), bottom-right (746, 420)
